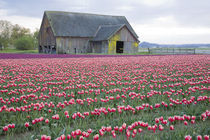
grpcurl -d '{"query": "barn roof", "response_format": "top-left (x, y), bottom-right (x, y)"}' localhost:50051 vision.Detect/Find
top-left (92, 24), bottom-right (124, 41)
top-left (45, 11), bottom-right (139, 40)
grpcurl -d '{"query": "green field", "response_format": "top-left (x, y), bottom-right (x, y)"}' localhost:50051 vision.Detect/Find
top-left (0, 49), bottom-right (38, 54)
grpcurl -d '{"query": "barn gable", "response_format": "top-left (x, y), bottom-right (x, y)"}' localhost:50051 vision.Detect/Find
top-left (38, 13), bottom-right (56, 54)
top-left (92, 24), bottom-right (124, 41)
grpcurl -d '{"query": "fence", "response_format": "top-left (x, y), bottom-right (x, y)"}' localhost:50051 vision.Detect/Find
top-left (147, 48), bottom-right (196, 54)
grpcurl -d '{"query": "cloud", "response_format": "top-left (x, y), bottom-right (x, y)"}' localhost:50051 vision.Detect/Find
top-left (0, 0), bottom-right (210, 43)
top-left (133, 23), bottom-right (210, 44)
top-left (0, 9), bottom-right (41, 32)
top-left (135, 0), bottom-right (175, 7)
top-left (0, 0), bottom-right (6, 7)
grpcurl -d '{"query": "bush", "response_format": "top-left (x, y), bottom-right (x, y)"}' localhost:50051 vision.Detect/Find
top-left (14, 36), bottom-right (34, 50)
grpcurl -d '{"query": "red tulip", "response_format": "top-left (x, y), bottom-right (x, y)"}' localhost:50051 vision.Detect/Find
top-left (75, 129), bottom-right (82, 135)
top-left (3, 126), bottom-right (8, 131)
top-left (155, 118), bottom-right (159, 123)
top-left (204, 135), bottom-right (209, 140)
top-left (87, 128), bottom-right (92, 134)
top-left (119, 127), bottom-right (123, 132)
top-left (159, 125), bottom-right (164, 131)
top-left (112, 132), bottom-right (116, 138)
top-left (191, 120), bottom-right (195, 124)
top-left (45, 119), bottom-right (49, 124)
top-left (64, 111), bottom-right (68, 115)
top-left (138, 128), bottom-right (142, 133)
top-left (126, 130), bottom-right (131, 137)
top-left (32, 120), bottom-right (36, 124)
top-left (133, 129), bottom-right (137, 134)
top-left (93, 134), bottom-right (99, 140)
top-left (46, 136), bottom-right (51, 140)
top-left (185, 135), bottom-right (192, 140)
top-left (132, 133), bottom-right (136, 138)
top-left (106, 126), bottom-right (112, 132)
top-left (197, 135), bottom-right (202, 140)
top-left (122, 123), bottom-right (126, 129)
top-left (41, 135), bottom-right (47, 140)
top-left (128, 125), bottom-right (132, 130)
top-left (67, 134), bottom-right (71, 140)
top-left (184, 121), bottom-right (188, 125)
top-left (79, 136), bottom-right (84, 140)
top-left (99, 129), bottom-right (104, 136)
top-left (191, 116), bottom-right (196, 120)
top-left (170, 125), bottom-right (174, 130)
top-left (25, 122), bottom-right (30, 127)
top-left (114, 126), bottom-right (119, 131)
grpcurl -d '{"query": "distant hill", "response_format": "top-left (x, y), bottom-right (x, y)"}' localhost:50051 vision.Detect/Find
top-left (139, 42), bottom-right (210, 48)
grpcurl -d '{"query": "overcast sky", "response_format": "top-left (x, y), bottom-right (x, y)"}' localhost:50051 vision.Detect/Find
top-left (1, 0), bottom-right (210, 44)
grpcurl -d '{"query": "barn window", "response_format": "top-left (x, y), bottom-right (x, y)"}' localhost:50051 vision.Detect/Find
top-left (74, 48), bottom-right (76, 54)
top-left (116, 41), bottom-right (124, 53)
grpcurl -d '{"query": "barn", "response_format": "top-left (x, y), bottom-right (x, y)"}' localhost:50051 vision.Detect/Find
top-left (38, 11), bottom-right (140, 54)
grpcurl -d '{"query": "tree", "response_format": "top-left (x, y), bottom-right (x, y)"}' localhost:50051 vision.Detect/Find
top-left (0, 20), bottom-right (39, 51)
top-left (33, 29), bottom-right (39, 40)
top-left (11, 24), bottom-right (31, 42)
top-left (14, 35), bottom-right (34, 50)
top-left (0, 20), bottom-right (13, 49)
top-left (33, 29), bottom-right (39, 49)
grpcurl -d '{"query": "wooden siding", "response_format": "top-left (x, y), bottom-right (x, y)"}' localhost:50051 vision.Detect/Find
top-left (88, 41), bottom-right (108, 54)
top-left (56, 37), bottom-right (90, 54)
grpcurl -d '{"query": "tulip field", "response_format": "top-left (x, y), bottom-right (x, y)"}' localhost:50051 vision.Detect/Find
top-left (0, 54), bottom-right (209, 140)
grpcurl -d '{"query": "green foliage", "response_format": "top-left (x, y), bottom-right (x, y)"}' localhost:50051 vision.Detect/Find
top-left (0, 20), bottom-right (39, 50)
top-left (11, 24), bottom-right (31, 41)
top-left (32, 29), bottom-right (39, 49)
top-left (14, 35), bottom-right (34, 50)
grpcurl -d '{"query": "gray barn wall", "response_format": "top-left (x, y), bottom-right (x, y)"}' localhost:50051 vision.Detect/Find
top-left (89, 41), bottom-right (102, 53)
top-left (124, 42), bottom-right (137, 53)
top-left (88, 41), bottom-right (108, 53)
top-left (102, 41), bottom-right (108, 53)
top-left (56, 37), bottom-right (90, 54)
